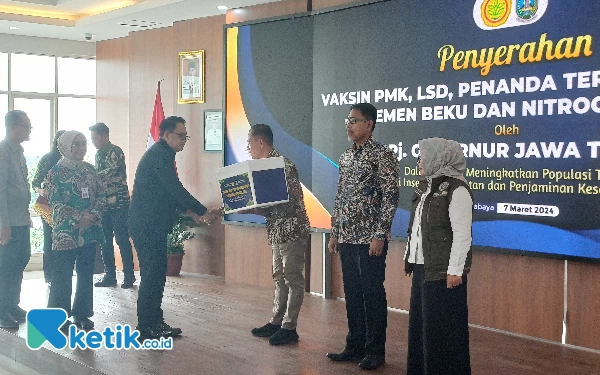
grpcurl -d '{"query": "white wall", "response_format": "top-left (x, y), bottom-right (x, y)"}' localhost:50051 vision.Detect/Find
top-left (0, 33), bottom-right (95, 57)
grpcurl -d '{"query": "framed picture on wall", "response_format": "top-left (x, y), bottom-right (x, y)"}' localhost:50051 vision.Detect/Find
top-left (178, 50), bottom-right (205, 104)
top-left (204, 109), bottom-right (223, 151)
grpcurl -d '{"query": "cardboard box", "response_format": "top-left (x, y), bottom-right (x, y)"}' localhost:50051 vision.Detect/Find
top-left (216, 157), bottom-right (289, 213)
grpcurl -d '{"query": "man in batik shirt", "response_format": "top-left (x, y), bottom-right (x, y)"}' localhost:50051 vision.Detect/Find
top-left (326, 103), bottom-right (400, 370)
top-left (243, 124), bottom-right (311, 346)
top-left (90, 122), bottom-right (135, 288)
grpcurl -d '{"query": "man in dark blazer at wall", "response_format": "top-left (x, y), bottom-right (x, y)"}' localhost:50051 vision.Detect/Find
top-left (128, 116), bottom-right (218, 339)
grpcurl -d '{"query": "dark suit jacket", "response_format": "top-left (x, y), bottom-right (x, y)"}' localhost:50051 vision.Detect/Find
top-left (128, 139), bottom-right (206, 236)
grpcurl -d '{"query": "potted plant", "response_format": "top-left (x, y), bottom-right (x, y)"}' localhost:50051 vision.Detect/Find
top-left (166, 215), bottom-right (199, 276)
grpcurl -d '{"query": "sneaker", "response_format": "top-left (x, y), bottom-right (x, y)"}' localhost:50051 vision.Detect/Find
top-left (73, 317), bottom-right (94, 330)
top-left (94, 277), bottom-right (117, 287)
top-left (251, 322), bottom-right (281, 337)
top-left (268, 328), bottom-right (299, 345)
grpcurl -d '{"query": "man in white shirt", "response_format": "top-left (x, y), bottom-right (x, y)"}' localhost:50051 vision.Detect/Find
top-left (0, 110), bottom-right (32, 329)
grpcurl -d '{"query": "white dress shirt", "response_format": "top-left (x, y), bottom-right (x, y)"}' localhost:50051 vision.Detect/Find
top-left (405, 183), bottom-right (473, 276)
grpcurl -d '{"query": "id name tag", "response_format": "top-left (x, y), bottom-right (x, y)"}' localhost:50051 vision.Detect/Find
top-left (81, 187), bottom-right (90, 199)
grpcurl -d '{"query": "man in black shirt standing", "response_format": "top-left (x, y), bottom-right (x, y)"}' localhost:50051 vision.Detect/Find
top-left (128, 116), bottom-right (218, 339)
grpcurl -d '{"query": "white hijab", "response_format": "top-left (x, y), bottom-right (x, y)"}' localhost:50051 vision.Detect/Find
top-left (56, 130), bottom-right (85, 169)
top-left (418, 137), bottom-right (466, 182)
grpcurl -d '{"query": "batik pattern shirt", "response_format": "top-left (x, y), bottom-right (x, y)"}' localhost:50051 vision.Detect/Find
top-left (331, 137), bottom-right (400, 244)
top-left (264, 149), bottom-right (311, 245)
top-left (32, 149), bottom-right (61, 190)
top-left (45, 162), bottom-right (106, 251)
top-left (95, 143), bottom-right (129, 210)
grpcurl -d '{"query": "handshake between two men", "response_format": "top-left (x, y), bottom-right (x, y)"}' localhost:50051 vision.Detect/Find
top-left (186, 207), bottom-right (224, 226)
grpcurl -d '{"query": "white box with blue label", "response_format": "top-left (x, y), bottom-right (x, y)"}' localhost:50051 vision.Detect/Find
top-left (216, 156), bottom-right (289, 214)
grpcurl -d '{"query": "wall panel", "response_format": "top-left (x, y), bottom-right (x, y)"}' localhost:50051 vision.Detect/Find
top-left (566, 261), bottom-right (600, 350)
top-left (468, 252), bottom-right (564, 342)
top-left (224, 225), bottom-right (273, 288)
top-left (172, 15), bottom-right (227, 276)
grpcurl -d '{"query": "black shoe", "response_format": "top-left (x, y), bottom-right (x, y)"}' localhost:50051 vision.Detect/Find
top-left (74, 317), bottom-right (95, 330)
top-left (94, 277), bottom-right (117, 287)
top-left (60, 321), bottom-right (73, 332)
top-left (269, 328), bottom-right (299, 345)
top-left (137, 325), bottom-right (173, 339)
top-left (10, 306), bottom-right (27, 323)
top-left (158, 321), bottom-right (182, 336)
top-left (251, 322), bottom-right (281, 337)
top-left (358, 354), bottom-right (385, 370)
top-left (0, 312), bottom-right (19, 329)
top-left (121, 279), bottom-right (136, 289)
top-left (326, 348), bottom-right (366, 362)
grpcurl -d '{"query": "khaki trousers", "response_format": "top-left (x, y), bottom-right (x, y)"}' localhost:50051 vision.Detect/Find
top-left (269, 236), bottom-right (308, 330)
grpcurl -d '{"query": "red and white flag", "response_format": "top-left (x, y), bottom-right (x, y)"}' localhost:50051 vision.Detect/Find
top-left (146, 81), bottom-right (165, 150)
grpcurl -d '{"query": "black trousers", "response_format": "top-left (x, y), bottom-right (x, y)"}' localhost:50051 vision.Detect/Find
top-left (407, 264), bottom-right (471, 375)
top-left (131, 229), bottom-right (168, 328)
top-left (47, 243), bottom-right (95, 319)
top-left (42, 219), bottom-right (53, 283)
top-left (339, 242), bottom-right (388, 355)
top-left (0, 226), bottom-right (31, 313)
top-left (100, 205), bottom-right (135, 281)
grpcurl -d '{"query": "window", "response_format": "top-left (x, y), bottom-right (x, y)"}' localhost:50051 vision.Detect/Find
top-left (0, 94), bottom-right (7, 139)
top-left (58, 58), bottom-right (96, 96)
top-left (58, 97), bottom-right (97, 164)
top-left (0, 53), bottom-right (7, 91)
top-left (14, 97), bottom-right (52, 164)
top-left (10, 54), bottom-right (56, 94)
top-left (1, 52), bottom-right (95, 253)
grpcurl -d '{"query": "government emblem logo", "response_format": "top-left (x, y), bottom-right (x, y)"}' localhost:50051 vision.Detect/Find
top-left (516, 0), bottom-right (538, 21)
top-left (481, 0), bottom-right (512, 27)
top-left (474, 0), bottom-right (548, 30)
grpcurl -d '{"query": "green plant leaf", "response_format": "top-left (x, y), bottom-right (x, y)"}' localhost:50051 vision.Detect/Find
top-left (166, 214), bottom-right (197, 254)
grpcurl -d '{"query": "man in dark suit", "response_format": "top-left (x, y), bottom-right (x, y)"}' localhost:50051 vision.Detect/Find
top-left (128, 116), bottom-right (218, 339)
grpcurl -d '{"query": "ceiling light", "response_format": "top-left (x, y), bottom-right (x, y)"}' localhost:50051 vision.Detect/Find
top-left (9, 26), bottom-right (19, 30)
top-left (217, 5), bottom-right (228, 10)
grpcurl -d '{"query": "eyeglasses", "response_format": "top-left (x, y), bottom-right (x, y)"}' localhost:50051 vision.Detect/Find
top-left (172, 132), bottom-right (190, 141)
top-left (345, 117), bottom-right (368, 125)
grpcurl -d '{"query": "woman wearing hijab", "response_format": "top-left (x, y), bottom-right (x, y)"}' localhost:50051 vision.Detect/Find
top-left (404, 137), bottom-right (473, 375)
top-left (32, 130), bottom-right (66, 284)
top-left (44, 131), bottom-right (106, 330)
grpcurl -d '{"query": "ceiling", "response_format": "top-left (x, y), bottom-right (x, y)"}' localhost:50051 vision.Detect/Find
top-left (0, 0), bottom-right (282, 42)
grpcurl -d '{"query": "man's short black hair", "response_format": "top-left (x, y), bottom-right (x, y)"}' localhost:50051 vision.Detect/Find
top-left (159, 116), bottom-right (186, 136)
top-left (350, 103), bottom-right (378, 131)
top-left (249, 124), bottom-right (273, 146)
top-left (5, 110), bottom-right (27, 129)
top-left (89, 122), bottom-right (110, 136)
